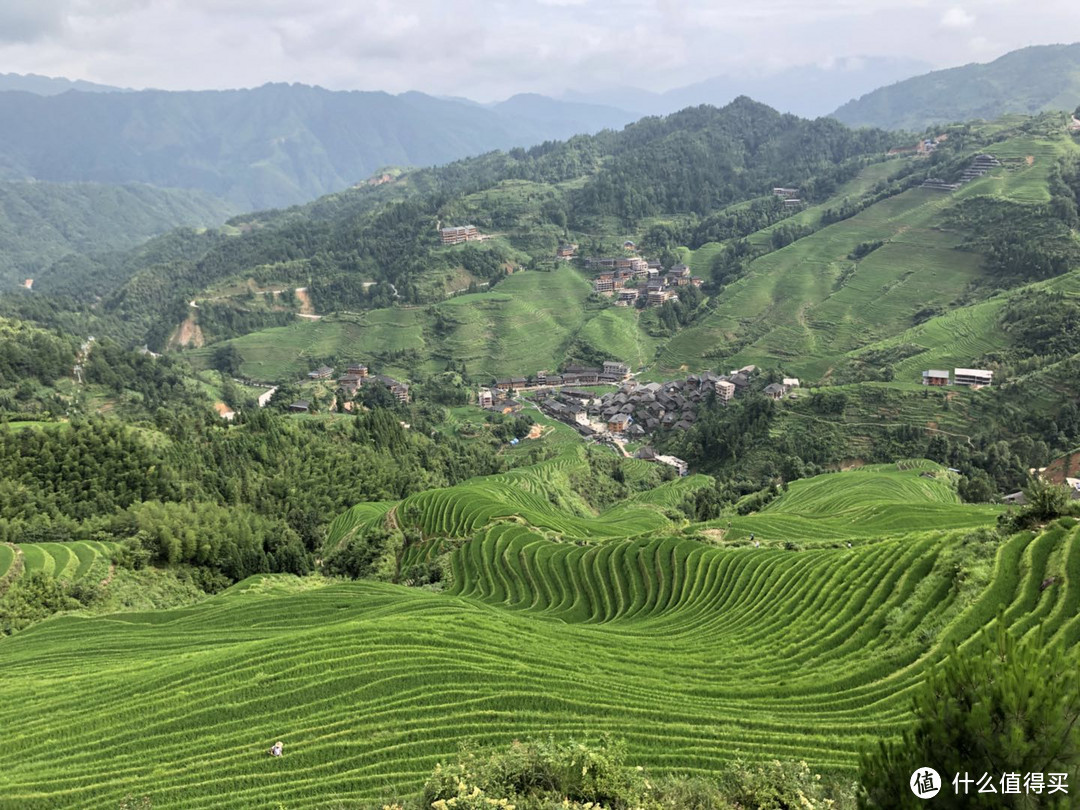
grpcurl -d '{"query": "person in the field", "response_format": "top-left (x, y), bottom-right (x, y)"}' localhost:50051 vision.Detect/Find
top-left (268, 741), bottom-right (283, 757)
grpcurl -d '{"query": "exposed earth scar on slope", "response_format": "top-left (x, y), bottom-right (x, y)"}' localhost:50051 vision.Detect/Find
top-left (294, 287), bottom-right (321, 319)
top-left (172, 311), bottom-right (205, 349)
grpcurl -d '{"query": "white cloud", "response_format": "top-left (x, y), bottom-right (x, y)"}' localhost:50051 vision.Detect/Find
top-left (0, 0), bottom-right (1074, 100)
top-left (940, 7), bottom-right (976, 29)
top-left (0, 0), bottom-right (71, 44)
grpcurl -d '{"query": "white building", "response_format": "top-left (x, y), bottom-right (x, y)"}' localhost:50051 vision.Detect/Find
top-left (954, 368), bottom-right (993, 387)
top-left (655, 455), bottom-right (689, 476)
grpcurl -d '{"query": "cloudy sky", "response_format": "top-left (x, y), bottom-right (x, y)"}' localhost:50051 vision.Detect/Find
top-left (0, 0), bottom-right (1076, 101)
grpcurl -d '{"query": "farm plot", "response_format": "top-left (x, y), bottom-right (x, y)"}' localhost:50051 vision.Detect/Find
top-left (6, 541), bottom-right (115, 586)
top-left (1, 515), bottom-right (1074, 809)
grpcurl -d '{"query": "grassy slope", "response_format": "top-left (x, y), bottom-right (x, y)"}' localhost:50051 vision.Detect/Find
top-left (660, 128), bottom-right (1077, 381)
top-left (1, 462), bottom-right (1074, 809)
top-left (188, 266), bottom-right (664, 382)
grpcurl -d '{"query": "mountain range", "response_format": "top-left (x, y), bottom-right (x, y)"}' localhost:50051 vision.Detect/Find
top-left (0, 84), bottom-right (633, 210)
top-left (0, 43), bottom-right (1077, 218)
top-left (564, 56), bottom-right (931, 120)
top-left (0, 72), bottom-right (128, 95)
top-left (833, 43), bottom-right (1080, 130)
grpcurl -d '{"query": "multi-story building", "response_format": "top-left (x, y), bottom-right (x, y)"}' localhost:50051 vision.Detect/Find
top-left (440, 225), bottom-right (480, 245)
top-left (715, 380), bottom-right (736, 401)
top-left (954, 368), bottom-right (993, 387)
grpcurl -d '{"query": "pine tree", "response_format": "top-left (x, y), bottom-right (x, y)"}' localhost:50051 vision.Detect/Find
top-left (859, 619), bottom-right (1080, 808)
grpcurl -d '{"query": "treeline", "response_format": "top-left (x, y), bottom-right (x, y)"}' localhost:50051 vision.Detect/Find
top-left (0, 419), bottom-right (176, 521)
top-left (193, 302), bottom-right (296, 343)
top-left (0, 399), bottom-right (511, 584)
top-left (570, 100), bottom-right (895, 224)
top-left (664, 382), bottom-right (1080, 511)
top-left (946, 160), bottom-right (1080, 286)
top-left (999, 290), bottom-right (1080, 358)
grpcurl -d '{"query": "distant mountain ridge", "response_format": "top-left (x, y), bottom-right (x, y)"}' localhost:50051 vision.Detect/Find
top-left (0, 73), bottom-right (128, 95)
top-left (0, 82), bottom-right (634, 210)
top-left (562, 57), bottom-right (931, 119)
top-left (832, 43), bottom-right (1080, 130)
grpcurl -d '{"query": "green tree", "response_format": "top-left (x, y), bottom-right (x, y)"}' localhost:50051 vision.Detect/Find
top-left (211, 343), bottom-right (243, 377)
top-left (1022, 477), bottom-right (1071, 521)
top-left (858, 621), bottom-right (1080, 808)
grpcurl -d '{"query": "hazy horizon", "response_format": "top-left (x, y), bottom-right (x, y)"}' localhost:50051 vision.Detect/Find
top-left (0, 1), bottom-right (1076, 103)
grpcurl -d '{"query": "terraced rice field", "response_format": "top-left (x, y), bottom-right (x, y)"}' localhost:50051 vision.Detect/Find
top-left (1, 509), bottom-right (1076, 809)
top-left (660, 131), bottom-right (1080, 380)
top-left (0, 541), bottom-right (115, 590)
top-left (198, 266), bottom-right (663, 382)
top-left (707, 464), bottom-right (1000, 543)
top-left (661, 185), bottom-right (984, 379)
top-left (329, 450), bottom-right (709, 547)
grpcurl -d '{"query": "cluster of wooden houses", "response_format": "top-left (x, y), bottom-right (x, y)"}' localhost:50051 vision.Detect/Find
top-left (533, 365), bottom-right (796, 441)
top-left (921, 368), bottom-right (993, 388)
top-left (489, 361), bottom-right (632, 393)
top-left (587, 256), bottom-right (704, 307)
top-left (302, 362), bottom-right (410, 404)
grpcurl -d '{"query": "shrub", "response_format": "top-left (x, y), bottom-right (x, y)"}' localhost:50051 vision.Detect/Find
top-left (396, 737), bottom-right (854, 810)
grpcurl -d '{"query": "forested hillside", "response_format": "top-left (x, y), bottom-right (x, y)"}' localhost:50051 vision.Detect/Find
top-left (832, 43), bottom-right (1080, 130)
top-left (0, 181), bottom-right (232, 288)
top-left (5, 98), bottom-right (897, 349)
top-left (0, 83), bottom-right (633, 209)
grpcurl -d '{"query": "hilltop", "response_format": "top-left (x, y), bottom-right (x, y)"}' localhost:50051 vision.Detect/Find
top-left (3, 93), bottom-right (1080, 807)
top-left (832, 43), bottom-right (1080, 131)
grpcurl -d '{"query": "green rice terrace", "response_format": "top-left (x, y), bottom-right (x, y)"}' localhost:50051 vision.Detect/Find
top-left (0, 540), bottom-right (116, 587)
top-left (1, 458), bottom-right (1075, 809)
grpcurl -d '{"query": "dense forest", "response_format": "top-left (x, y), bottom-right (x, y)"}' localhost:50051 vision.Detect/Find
top-left (0, 181), bottom-right (232, 288)
top-left (0, 404), bottom-right (517, 583)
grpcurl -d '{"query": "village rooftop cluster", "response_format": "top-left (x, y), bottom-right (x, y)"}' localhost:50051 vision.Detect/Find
top-left (289, 363), bottom-right (410, 412)
top-left (585, 254), bottom-right (704, 307)
top-left (477, 362), bottom-right (801, 473)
